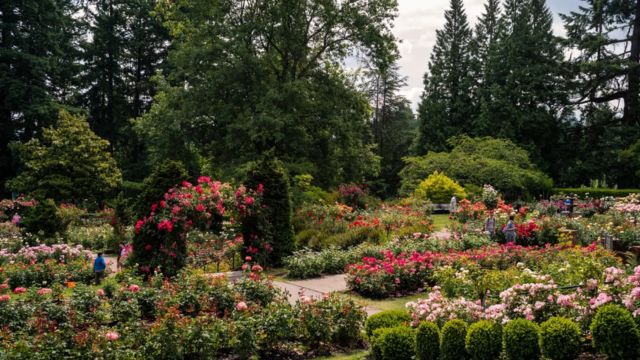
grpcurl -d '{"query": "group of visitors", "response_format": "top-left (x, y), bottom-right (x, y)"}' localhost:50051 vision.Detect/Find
top-left (93, 243), bottom-right (131, 285)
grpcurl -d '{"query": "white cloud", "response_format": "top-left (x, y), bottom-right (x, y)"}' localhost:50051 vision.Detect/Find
top-left (393, 0), bottom-right (577, 111)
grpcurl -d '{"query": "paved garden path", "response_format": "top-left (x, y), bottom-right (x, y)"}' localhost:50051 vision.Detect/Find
top-left (433, 229), bottom-right (451, 240)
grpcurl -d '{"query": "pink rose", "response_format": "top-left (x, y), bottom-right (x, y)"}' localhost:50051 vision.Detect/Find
top-left (105, 331), bottom-right (119, 341)
top-left (236, 301), bottom-right (248, 311)
top-left (128, 284), bottom-right (140, 293)
top-left (96, 289), bottom-right (106, 297)
top-left (245, 196), bottom-right (254, 206)
top-left (0, 295), bottom-right (10, 302)
top-left (13, 287), bottom-right (26, 294)
top-left (37, 288), bottom-right (52, 296)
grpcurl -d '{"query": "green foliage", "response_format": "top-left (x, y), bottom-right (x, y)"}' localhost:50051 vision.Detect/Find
top-left (21, 199), bottom-right (65, 239)
top-left (440, 319), bottom-right (468, 360)
top-left (553, 188), bottom-right (640, 198)
top-left (402, 136), bottom-right (553, 199)
top-left (135, 0), bottom-right (396, 187)
top-left (291, 174), bottom-right (328, 208)
top-left (244, 156), bottom-right (294, 266)
top-left (503, 319), bottom-right (540, 360)
top-left (465, 320), bottom-right (502, 360)
top-left (539, 317), bottom-right (581, 360)
top-left (416, 321), bottom-right (440, 360)
top-left (590, 304), bottom-right (640, 360)
top-left (415, 171), bottom-right (467, 203)
top-left (137, 160), bottom-right (188, 216)
top-left (377, 326), bottom-right (416, 360)
top-left (322, 226), bottom-right (385, 249)
top-left (415, 0), bottom-right (474, 154)
top-left (365, 310), bottom-right (412, 338)
top-left (7, 111), bottom-right (122, 203)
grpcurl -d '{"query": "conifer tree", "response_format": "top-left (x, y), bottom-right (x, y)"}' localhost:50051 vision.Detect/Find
top-left (415, 0), bottom-right (475, 154)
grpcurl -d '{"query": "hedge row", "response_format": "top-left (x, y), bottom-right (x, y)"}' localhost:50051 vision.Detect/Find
top-left (553, 188), bottom-right (640, 198)
top-left (367, 305), bottom-right (640, 360)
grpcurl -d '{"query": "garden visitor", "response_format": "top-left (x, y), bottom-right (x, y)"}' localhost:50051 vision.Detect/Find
top-left (450, 196), bottom-right (457, 213)
top-left (117, 243), bottom-right (125, 270)
top-left (93, 252), bottom-right (106, 285)
top-left (504, 215), bottom-right (517, 243)
top-left (485, 212), bottom-right (497, 238)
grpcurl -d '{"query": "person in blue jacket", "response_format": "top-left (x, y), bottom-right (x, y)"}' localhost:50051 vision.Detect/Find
top-left (93, 252), bottom-right (106, 285)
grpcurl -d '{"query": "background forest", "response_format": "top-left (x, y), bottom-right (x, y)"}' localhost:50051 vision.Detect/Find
top-left (2, 0), bottom-right (640, 201)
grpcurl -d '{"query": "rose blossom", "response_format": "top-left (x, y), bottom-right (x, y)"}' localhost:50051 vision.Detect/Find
top-left (0, 295), bottom-right (9, 302)
top-left (128, 284), bottom-right (140, 293)
top-left (13, 287), bottom-right (26, 294)
top-left (105, 331), bottom-right (119, 341)
top-left (37, 288), bottom-right (52, 296)
top-left (236, 301), bottom-right (248, 311)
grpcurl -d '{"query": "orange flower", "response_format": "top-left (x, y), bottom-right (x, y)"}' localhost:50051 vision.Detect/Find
top-left (67, 281), bottom-right (76, 288)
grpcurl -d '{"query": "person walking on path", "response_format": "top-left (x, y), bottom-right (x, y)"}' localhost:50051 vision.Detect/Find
top-left (93, 253), bottom-right (106, 285)
top-left (503, 215), bottom-right (517, 243)
top-left (485, 212), bottom-right (497, 238)
top-left (450, 196), bottom-right (457, 213)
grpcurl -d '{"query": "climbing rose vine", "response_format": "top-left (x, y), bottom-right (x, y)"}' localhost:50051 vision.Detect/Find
top-left (132, 176), bottom-right (263, 276)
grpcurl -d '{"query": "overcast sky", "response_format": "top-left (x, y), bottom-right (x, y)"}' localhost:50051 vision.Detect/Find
top-left (394, 0), bottom-right (581, 109)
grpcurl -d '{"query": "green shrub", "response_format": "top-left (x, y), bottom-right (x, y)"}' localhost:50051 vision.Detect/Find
top-left (503, 319), bottom-right (540, 360)
top-left (465, 320), bottom-right (501, 360)
top-left (440, 319), bottom-right (468, 360)
top-left (553, 188), bottom-right (640, 198)
top-left (284, 250), bottom-right (324, 279)
top-left (416, 321), bottom-right (440, 360)
top-left (539, 317), bottom-right (581, 360)
top-left (371, 327), bottom-right (389, 360)
top-left (323, 226), bottom-right (385, 249)
top-left (365, 310), bottom-right (412, 338)
top-left (137, 160), bottom-right (188, 217)
top-left (244, 156), bottom-right (294, 266)
top-left (21, 199), bottom-right (65, 238)
top-left (378, 326), bottom-right (415, 360)
top-left (590, 304), bottom-right (640, 360)
top-left (415, 171), bottom-right (467, 203)
top-left (294, 229), bottom-right (323, 249)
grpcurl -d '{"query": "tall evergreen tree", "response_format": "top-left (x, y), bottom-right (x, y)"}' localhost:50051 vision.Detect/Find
top-left (482, 0), bottom-right (567, 174)
top-left (81, 0), bottom-right (168, 179)
top-left (364, 62), bottom-right (416, 196)
top-left (0, 0), bottom-right (82, 193)
top-left (415, 0), bottom-right (475, 154)
top-left (471, 0), bottom-right (504, 135)
top-left (562, 0), bottom-right (640, 126)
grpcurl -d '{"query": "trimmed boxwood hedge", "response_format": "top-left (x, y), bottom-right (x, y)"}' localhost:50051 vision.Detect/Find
top-left (365, 310), bottom-right (412, 338)
top-left (590, 304), bottom-right (640, 360)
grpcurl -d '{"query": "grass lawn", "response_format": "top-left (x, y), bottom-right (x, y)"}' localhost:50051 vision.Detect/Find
top-left (431, 213), bottom-right (451, 231)
top-left (336, 291), bottom-right (427, 313)
top-left (318, 349), bottom-right (368, 360)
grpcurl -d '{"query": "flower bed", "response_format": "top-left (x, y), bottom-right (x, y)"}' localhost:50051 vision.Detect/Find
top-left (346, 243), bottom-right (618, 298)
top-left (0, 265), bottom-right (366, 358)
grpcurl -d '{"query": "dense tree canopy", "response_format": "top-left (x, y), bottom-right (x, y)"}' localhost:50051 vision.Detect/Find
top-left (2, 0), bottom-right (640, 198)
top-left (400, 136), bottom-right (553, 200)
top-left (134, 0), bottom-right (398, 187)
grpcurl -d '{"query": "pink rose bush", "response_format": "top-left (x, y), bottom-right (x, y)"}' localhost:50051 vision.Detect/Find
top-left (132, 177), bottom-right (263, 276)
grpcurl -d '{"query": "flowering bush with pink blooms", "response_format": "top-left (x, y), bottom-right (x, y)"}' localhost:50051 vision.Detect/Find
top-left (131, 176), bottom-right (264, 276)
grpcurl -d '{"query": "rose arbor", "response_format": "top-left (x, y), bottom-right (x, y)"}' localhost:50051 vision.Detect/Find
top-left (132, 176), bottom-right (263, 276)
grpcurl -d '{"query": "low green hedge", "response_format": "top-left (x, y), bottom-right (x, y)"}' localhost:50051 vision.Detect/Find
top-left (553, 188), bottom-right (640, 198)
top-left (365, 310), bottom-right (412, 338)
top-left (591, 304), bottom-right (640, 360)
top-left (416, 321), bottom-right (440, 360)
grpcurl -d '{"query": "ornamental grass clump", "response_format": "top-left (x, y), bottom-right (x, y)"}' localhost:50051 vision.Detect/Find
top-left (465, 320), bottom-right (502, 360)
top-left (590, 304), bottom-right (640, 360)
top-left (539, 317), bottom-right (581, 360)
